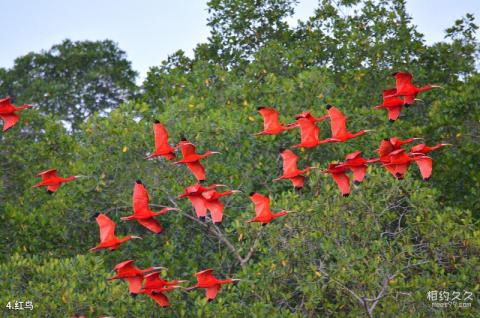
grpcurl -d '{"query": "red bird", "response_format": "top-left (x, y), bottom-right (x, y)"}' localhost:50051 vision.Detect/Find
top-left (341, 151), bottom-right (369, 185)
top-left (321, 105), bottom-right (373, 143)
top-left (89, 213), bottom-right (141, 252)
top-left (121, 180), bottom-right (179, 234)
top-left (246, 192), bottom-right (289, 225)
top-left (140, 272), bottom-right (186, 307)
top-left (108, 260), bottom-right (165, 295)
top-left (0, 97), bottom-right (30, 132)
top-left (292, 118), bottom-right (328, 148)
top-left (381, 149), bottom-right (432, 180)
top-left (388, 72), bottom-right (441, 103)
top-left (255, 107), bottom-right (296, 135)
top-left (319, 163), bottom-right (351, 197)
top-left (187, 269), bottom-right (240, 302)
top-left (370, 137), bottom-right (423, 161)
top-left (273, 148), bottom-right (316, 189)
top-left (145, 120), bottom-right (177, 160)
top-left (410, 143), bottom-right (452, 154)
top-left (201, 188), bottom-right (241, 225)
top-left (32, 169), bottom-right (81, 193)
top-left (293, 111), bottom-right (328, 123)
top-left (175, 139), bottom-right (219, 181)
top-left (177, 184), bottom-right (225, 221)
top-left (375, 88), bottom-right (406, 122)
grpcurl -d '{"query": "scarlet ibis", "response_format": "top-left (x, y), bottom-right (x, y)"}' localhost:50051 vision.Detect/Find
top-left (89, 213), bottom-right (141, 252)
top-left (410, 143), bottom-right (452, 154)
top-left (319, 163), bottom-right (351, 197)
top-left (177, 184), bottom-right (225, 221)
top-left (201, 188), bottom-right (241, 225)
top-left (140, 272), bottom-right (186, 307)
top-left (382, 149), bottom-right (432, 180)
top-left (121, 180), bottom-right (179, 234)
top-left (294, 111), bottom-right (328, 123)
top-left (175, 139), bottom-right (219, 181)
top-left (145, 121), bottom-right (176, 160)
top-left (370, 137), bottom-right (423, 162)
top-left (273, 148), bottom-right (315, 189)
top-left (341, 151), bottom-right (369, 185)
top-left (108, 260), bottom-right (165, 295)
top-left (246, 192), bottom-right (289, 225)
top-left (375, 88), bottom-right (406, 122)
top-left (321, 105), bottom-right (373, 143)
top-left (388, 72), bottom-right (441, 102)
top-left (32, 169), bottom-right (82, 193)
top-left (0, 97), bottom-right (30, 132)
top-left (292, 118), bottom-right (328, 148)
top-left (255, 107), bottom-right (296, 135)
top-left (186, 269), bottom-right (240, 302)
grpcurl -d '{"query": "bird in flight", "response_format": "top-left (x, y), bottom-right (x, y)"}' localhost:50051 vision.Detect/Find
top-left (121, 180), bottom-right (179, 234)
top-left (255, 107), bottom-right (296, 135)
top-left (175, 138), bottom-right (219, 182)
top-left (246, 192), bottom-right (289, 225)
top-left (201, 188), bottom-right (241, 225)
top-left (90, 213), bottom-right (141, 252)
top-left (319, 163), bottom-right (351, 197)
top-left (108, 260), bottom-right (165, 295)
top-left (320, 105), bottom-right (373, 143)
top-left (375, 88), bottom-right (407, 122)
top-left (140, 272), bottom-right (185, 307)
top-left (0, 97), bottom-right (30, 132)
top-left (387, 72), bottom-right (441, 104)
top-left (273, 148), bottom-right (316, 189)
top-left (340, 151), bottom-right (369, 185)
top-left (32, 169), bottom-right (82, 193)
top-left (409, 143), bottom-right (452, 155)
top-left (186, 269), bottom-right (240, 302)
top-left (145, 120), bottom-right (177, 160)
top-left (177, 183), bottom-right (226, 221)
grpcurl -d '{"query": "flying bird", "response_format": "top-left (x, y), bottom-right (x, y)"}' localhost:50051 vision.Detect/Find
top-left (32, 169), bottom-right (82, 193)
top-left (140, 272), bottom-right (185, 307)
top-left (388, 72), bottom-right (441, 104)
top-left (246, 192), bottom-right (289, 225)
top-left (375, 88), bottom-right (406, 122)
top-left (201, 188), bottom-right (241, 225)
top-left (293, 111), bottom-right (328, 123)
top-left (177, 184), bottom-right (226, 221)
top-left (292, 118), bottom-right (328, 148)
top-left (381, 149), bottom-right (432, 180)
top-left (145, 120), bottom-right (177, 160)
top-left (273, 148), bottom-right (316, 189)
top-left (409, 143), bottom-right (452, 154)
top-left (108, 260), bottom-right (165, 295)
top-left (186, 269), bottom-right (240, 302)
top-left (90, 213), bottom-right (141, 252)
top-left (320, 105), bottom-right (373, 143)
top-left (175, 139), bottom-right (219, 181)
top-left (121, 180), bottom-right (179, 234)
top-left (341, 151), bottom-right (369, 185)
top-left (255, 107), bottom-right (296, 135)
top-left (319, 163), bottom-right (351, 197)
top-left (0, 97), bottom-right (30, 132)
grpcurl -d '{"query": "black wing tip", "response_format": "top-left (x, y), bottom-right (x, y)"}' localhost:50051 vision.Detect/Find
top-left (423, 177), bottom-right (430, 181)
top-left (342, 193), bottom-right (350, 197)
top-left (249, 192), bottom-right (256, 196)
top-left (353, 180), bottom-right (361, 185)
top-left (130, 292), bottom-right (138, 298)
top-left (383, 138), bottom-right (389, 141)
top-left (391, 72), bottom-right (399, 77)
top-left (92, 212), bottom-right (100, 219)
top-left (47, 190), bottom-right (54, 194)
top-left (180, 136), bottom-right (187, 141)
top-left (136, 179), bottom-right (143, 184)
top-left (207, 298), bottom-right (214, 303)
top-left (199, 216), bottom-right (206, 222)
top-left (279, 147), bottom-right (286, 153)
top-left (326, 104), bottom-right (332, 110)
top-left (214, 221), bottom-right (222, 226)
top-left (257, 106), bottom-right (265, 110)
top-left (154, 119), bottom-right (160, 124)
top-left (294, 186), bottom-right (303, 191)
top-left (389, 119), bottom-right (395, 123)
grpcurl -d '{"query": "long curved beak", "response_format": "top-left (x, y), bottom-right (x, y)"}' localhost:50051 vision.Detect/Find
top-left (414, 98), bottom-right (424, 102)
top-left (412, 138), bottom-right (424, 140)
top-left (153, 266), bottom-right (167, 270)
top-left (131, 236), bottom-right (142, 240)
top-left (231, 279), bottom-right (241, 282)
top-left (231, 190), bottom-right (242, 193)
top-left (431, 85), bottom-right (443, 89)
top-left (441, 143), bottom-right (453, 146)
top-left (364, 129), bottom-right (375, 133)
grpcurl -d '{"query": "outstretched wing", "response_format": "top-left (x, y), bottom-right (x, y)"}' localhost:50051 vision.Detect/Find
top-left (0, 113), bottom-right (20, 131)
top-left (331, 172), bottom-right (350, 196)
top-left (133, 182), bottom-right (150, 215)
top-left (205, 200), bottom-right (225, 224)
top-left (206, 284), bottom-right (221, 300)
top-left (137, 218), bottom-right (162, 234)
top-left (297, 118), bottom-right (320, 146)
top-left (96, 213), bottom-right (116, 243)
top-left (250, 193), bottom-right (271, 217)
top-left (179, 141), bottom-right (197, 158)
top-left (386, 106), bottom-right (403, 121)
top-left (414, 156), bottom-right (432, 180)
top-left (351, 166), bottom-right (367, 183)
top-left (47, 184), bottom-right (61, 192)
top-left (281, 149), bottom-right (299, 176)
top-left (188, 195), bottom-right (207, 218)
top-left (153, 122), bottom-right (170, 150)
top-left (327, 106), bottom-right (347, 138)
top-left (394, 72), bottom-right (415, 95)
top-left (148, 292), bottom-right (170, 307)
top-left (259, 107), bottom-right (282, 131)
top-left (196, 269), bottom-right (215, 285)
top-left (290, 176), bottom-right (305, 188)
top-left (186, 161), bottom-right (206, 181)
top-left (377, 140), bottom-right (394, 157)
top-left (38, 169), bottom-right (59, 181)
top-left (125, 276), bottom-right (144, 294)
